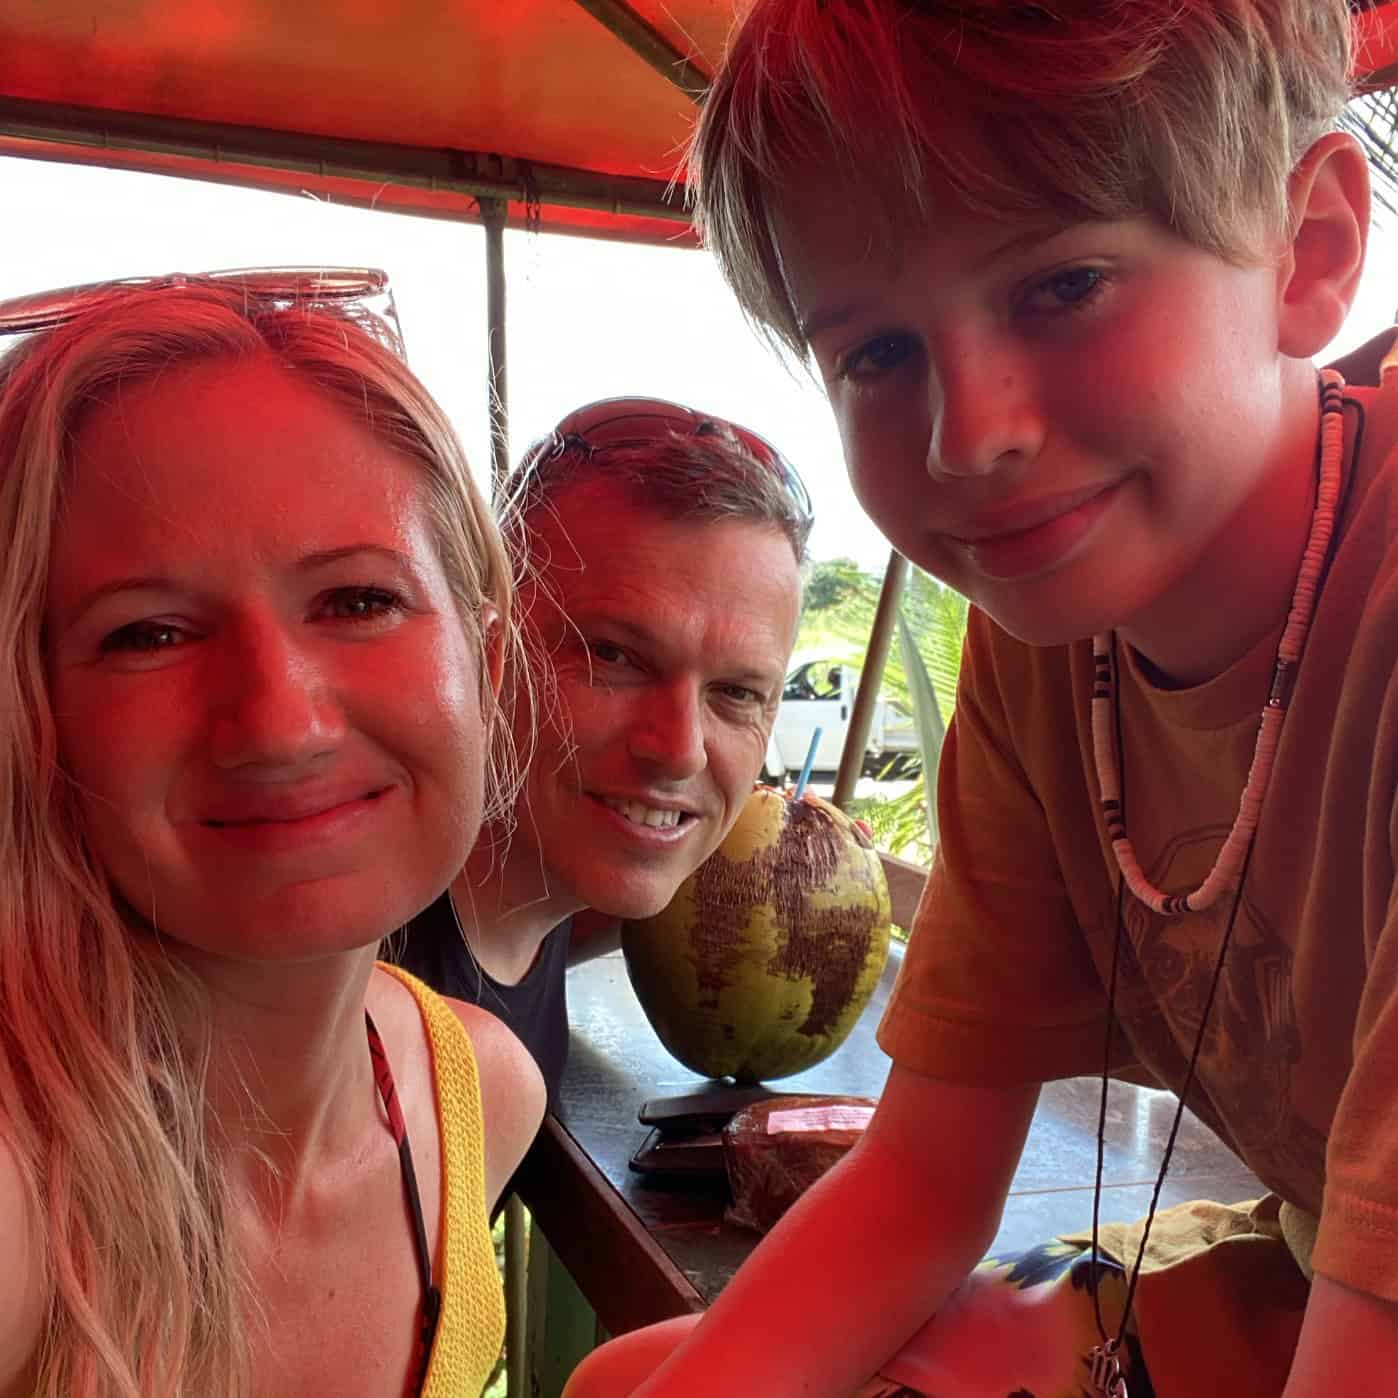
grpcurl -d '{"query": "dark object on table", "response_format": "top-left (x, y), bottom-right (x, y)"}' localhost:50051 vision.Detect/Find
top-left (638, 1083), bottom-right (779, 1133)
top-left (723, 1093), bottom-right (876, 1233)
top-left (629, 1127), bottom-right (728, 1176)
top-left (630, 1083), bottom-right (779, 1178)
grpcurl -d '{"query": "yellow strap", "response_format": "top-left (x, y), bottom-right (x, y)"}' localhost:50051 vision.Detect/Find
top-left (376, 963), bottom-right (505, 1396)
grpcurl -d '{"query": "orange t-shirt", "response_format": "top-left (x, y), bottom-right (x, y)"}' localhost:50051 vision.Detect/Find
top-left (879, 334), bottom-right (1398, 1304)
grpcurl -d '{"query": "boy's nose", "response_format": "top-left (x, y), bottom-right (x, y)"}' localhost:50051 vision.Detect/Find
top-left (627, 684), bottom-right (707, 781)
top-left (927, 359), bottom-right (1045, 480)
top-left (209, 623), bottom-right (344, 770)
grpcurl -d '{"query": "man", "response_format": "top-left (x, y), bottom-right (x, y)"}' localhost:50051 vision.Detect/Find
top-left (391, 398), bottom-right (810, 1103)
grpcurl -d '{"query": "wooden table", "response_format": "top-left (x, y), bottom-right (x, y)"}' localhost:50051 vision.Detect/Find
top-left (514, 944), bottom-right (1262, 1386)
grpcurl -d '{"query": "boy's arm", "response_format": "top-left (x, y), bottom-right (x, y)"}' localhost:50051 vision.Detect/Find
top-left (1282, 1273), bottom-right (1398, 1396)
top-left (628, 1062), bottom-right (1038, 1397)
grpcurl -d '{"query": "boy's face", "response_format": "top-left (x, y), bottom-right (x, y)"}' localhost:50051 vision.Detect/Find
top-left (778, 180), bottom-right (1311, 649)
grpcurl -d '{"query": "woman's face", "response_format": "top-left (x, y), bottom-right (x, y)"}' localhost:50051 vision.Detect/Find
top-left (45, 354), bottom-right (493, 963)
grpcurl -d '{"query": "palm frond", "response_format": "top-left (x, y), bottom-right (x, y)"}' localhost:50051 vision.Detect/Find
top-left (1342, 87), bottom-right (1398, 221)
top-left (897, 608), bottom-right (947, 845)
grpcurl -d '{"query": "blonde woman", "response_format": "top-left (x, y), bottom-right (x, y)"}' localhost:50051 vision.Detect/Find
top-left (0, 273), bottom-right (544, 1398)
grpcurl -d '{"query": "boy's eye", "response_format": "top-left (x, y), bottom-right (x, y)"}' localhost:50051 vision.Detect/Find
top-left (1021, 266), bottom-right (1106, 315)
top-left (838, 333), bottom-right (917, 381)
top-left (100, 620), bottom-right (185, 654)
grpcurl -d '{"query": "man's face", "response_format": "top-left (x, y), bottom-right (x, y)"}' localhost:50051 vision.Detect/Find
top-left (513, 482), bottom-right (801, 920)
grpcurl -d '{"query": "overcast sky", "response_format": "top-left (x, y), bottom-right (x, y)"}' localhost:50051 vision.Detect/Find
top-left (3, 153), bottom-right (1395, 571)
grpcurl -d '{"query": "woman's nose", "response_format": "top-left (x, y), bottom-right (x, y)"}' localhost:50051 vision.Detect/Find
top-left (208, 619), bottom-right (345, 770)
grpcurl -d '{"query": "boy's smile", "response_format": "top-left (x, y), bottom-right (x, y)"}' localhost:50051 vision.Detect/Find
top-left (948, 476), bottom-right (1128, 581)
top-left (778, 181), bottom-right (1323, 680)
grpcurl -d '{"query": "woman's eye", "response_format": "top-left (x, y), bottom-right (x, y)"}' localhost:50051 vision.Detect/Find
top-left (838, 333), bottom-right (917, 382)
top-left (100, 620), bottom-right (185, 654)
top-left (1022, 266), bottom-right (1107, 316)
top-left (590, 641), bottom-right (630, 667)
top-left (323, 587), bottom-right (405, 622)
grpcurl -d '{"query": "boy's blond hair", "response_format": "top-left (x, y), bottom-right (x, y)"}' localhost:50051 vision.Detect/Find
top-left (692, 0), bottom-right (1353, 356)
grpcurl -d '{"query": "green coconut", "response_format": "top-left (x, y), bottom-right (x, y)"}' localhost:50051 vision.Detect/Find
top-left (622, 786), bottom-right (892, 1083)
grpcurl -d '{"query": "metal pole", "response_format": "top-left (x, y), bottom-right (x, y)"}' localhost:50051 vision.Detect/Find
top-left (482, 197), bottom-right (510, 496)
top-left (832, 551), bottom-right (910, 809)
top-left (481, 197), bottom-right (527, 1392)
top-left (0, 97), bottom-right (692, 225)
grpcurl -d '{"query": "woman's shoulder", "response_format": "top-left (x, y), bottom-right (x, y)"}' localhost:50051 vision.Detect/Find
top-left (0, 1127), bottom-right (46, 1397)
top-left (371, 964), bottom-right (544, 1207)
top-left (444, 1000), bottom-right (545, 1206)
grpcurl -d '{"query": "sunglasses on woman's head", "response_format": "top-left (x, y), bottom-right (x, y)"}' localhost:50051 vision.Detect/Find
top-left (0, 266), bottom-right (405, 357)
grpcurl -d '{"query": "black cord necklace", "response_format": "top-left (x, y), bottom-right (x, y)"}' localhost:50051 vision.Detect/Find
top-left (1083, 376), bottom-right (1354, 1396)
top-left (1086, 639), bottom-right (1257, 1395)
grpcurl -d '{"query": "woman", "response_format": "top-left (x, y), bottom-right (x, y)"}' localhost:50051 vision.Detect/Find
top-left (0, 273), bottom-right (544, 1398)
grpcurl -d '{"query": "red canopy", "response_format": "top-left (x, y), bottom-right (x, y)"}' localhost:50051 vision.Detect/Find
top-left (2, 0), bottom-right (1397, 247)
top-left (0, 1), bottom-right (735, 245)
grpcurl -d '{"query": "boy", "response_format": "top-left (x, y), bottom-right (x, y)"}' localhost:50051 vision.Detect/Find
top-left (564, 2), bottom-right (1397, 1395)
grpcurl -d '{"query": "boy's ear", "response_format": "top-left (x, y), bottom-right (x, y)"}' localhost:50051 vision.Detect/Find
top-left (1277, 131), bottom-right (1370, 358)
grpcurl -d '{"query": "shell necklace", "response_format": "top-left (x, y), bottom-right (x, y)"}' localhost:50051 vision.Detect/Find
top-left (1084, 369), bottom-right (1346, 1397)
top-left (1090, 369), bottom-right (1346, 917)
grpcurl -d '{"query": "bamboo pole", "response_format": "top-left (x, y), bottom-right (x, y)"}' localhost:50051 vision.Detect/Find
top-left (482, 198), bottom-right (511, 498)
top-left (481, 203), bottom-right (529, 1392)
top-left (832, 551), bottom-right (909, 809)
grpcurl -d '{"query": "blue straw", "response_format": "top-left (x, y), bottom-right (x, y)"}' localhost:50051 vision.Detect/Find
top-left (792, 728), bottom-right (822, 801)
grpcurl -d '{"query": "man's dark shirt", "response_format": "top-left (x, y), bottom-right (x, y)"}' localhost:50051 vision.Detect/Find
top-left (389, 891), bottom-right (571, 1108)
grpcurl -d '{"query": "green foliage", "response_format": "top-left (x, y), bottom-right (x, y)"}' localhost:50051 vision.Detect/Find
top-left (795, 563), bottom-right (966, 718)
top-left (797, 561), bottom-right (969, 865)
top-left (847, 784), bottom-right (932, 871)
top-left (802, 556), bottom-right (868, 612)
top-left (897, 609), bottom-right (947, 846)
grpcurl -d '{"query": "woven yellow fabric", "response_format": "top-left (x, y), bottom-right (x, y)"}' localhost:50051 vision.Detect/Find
top-left (378, 962), bottom-right (505, 1397)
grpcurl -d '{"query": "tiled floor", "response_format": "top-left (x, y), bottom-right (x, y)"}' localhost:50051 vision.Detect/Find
top-left (992, 1074), bottom-right (1264, 1254)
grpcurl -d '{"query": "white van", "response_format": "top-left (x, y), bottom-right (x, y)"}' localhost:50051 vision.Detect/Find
top-left (763, 656), bottom-right (918, 782)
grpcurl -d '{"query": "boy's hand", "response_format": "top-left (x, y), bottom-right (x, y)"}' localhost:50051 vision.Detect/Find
top-left (616, 1067), bottom-right (1040, 1397)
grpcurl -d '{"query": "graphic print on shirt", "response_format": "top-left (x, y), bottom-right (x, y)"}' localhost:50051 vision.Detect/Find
top-left (1110, 822), bottom-right (1327, 1209)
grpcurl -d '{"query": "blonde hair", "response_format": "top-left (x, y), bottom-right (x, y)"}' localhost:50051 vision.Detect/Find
top-left (692, 0), bottom-right (1354, 355)
top-left (0, 282), bottom-right (515, 1397)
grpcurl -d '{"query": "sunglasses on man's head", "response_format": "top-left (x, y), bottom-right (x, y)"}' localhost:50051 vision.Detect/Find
top-left (0, 266), bottom-right (405, 357)
top-left (521, 395), bottom-right (814, 523)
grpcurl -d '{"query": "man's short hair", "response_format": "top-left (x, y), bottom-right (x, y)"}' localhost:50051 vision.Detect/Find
top-left (503, 399), bottom-right (813, 562)
top-left (691, 0), bottom-right (1354, 357)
